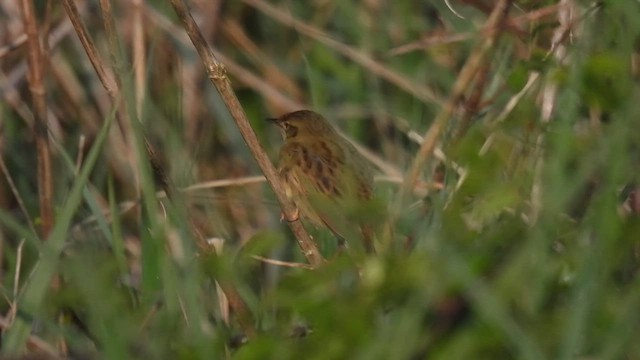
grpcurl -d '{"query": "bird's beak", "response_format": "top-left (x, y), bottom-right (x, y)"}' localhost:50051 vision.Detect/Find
top-left (267, 117), bottom-right (287, 138)
top-left (266, 117), bottom-right (283, 130)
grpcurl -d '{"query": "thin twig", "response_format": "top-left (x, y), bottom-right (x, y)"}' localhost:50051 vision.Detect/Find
top-left (62, 0), bottom-right (118, 99)
top-left (132, 0), bottom-right (146, 117)
top-left (19, 0), bottom-right (54, 238)
top-left (452, 62), bottom-right (491, 141)
top-left (444, 0), bottom-right (466, 19)
top-left (183, 176), bottom-right (266, 191)
top-left (251, 255), bottom-right (314, 270)
top-left (0, 33), bottom-right (27, 58)
top-left (72, 174), bottom-right (444, 233)
top-left (181, 174), bottom-right (430, 193)
top-left (74, 134), bottom-right (86, 174)
top-left (10, 239), bottom-right (26, 324)
top-left (169, 0), bottom-right (324, 267)
top-left (98, 0), bottom-right (123, 90)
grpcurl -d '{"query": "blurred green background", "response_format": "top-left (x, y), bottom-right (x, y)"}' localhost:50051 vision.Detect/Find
top-left (1, 0), bottom-right (640, 358)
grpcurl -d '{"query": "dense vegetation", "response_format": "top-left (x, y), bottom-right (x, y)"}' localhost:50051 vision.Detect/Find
top-left (1, 0), bottom-right (639, 358)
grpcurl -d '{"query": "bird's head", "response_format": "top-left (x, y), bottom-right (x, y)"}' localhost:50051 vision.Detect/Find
top-left (268, 110), bottom-right (336, 140)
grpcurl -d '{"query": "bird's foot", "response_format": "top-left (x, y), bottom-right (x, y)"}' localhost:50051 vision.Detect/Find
top-left (280, 208), bottom-right (300, 222)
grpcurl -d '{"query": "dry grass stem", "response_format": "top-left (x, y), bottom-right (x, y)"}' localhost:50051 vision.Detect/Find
top-left (169, 0), bottom-right (324, 267)
top-left (444, 0), bottom-right (466, 19)
top-left (62, 0), bottom-right (118, 98)
top-left (0, 33), bottom-right (27, 58)
top-left (251, 255), bottom-right (314, 270)
top-left (19, 0), bottom-right (53, 237)
top-left (132, 0), bottom-right (146, 116)
top-left (62, 0), bottom-right (134, 185)
top-left (183, 175), bottom-right (267, 192)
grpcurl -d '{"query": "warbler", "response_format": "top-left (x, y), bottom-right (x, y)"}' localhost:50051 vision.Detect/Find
top-left (268, 110), bottom-right (379, 253)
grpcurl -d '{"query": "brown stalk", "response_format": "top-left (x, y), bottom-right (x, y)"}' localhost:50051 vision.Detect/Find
top-left (251, 255), bottom-right (314, 270)
top-left (401, 0), bottom-right (512, 197)
top-left (99, 0), bottom-right (121, 82)
top-left (63, 0), bottom-right (138, 199)
top-left (132, 0), bottom-right (146, 116)
top-left (19, 0), bottom-right (53, 238)
top-left (169, 0), bottom-right (325, 267)
top-left (452, 63), bottom-right (491, 141)
top-left (62, 0), bottom-right (118, 99)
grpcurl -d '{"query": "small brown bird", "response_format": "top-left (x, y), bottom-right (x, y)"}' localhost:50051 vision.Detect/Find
top-left (269, 110), bottom-right (379, 253)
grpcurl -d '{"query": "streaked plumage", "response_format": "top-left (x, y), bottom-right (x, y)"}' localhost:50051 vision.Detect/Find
top-left (269, 110), bottom-right (377, 253)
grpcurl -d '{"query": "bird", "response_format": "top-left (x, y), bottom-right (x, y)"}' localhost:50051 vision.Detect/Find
top-left (268, 110), bottom-right (380, 254)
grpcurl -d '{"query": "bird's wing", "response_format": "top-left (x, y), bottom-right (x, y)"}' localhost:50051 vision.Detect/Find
top-left (278, 139), bottom-right (377, 249)
top-left (278, 140), bottom-right (352, 238)
top-left (279, 139), bottom-right (345, 198)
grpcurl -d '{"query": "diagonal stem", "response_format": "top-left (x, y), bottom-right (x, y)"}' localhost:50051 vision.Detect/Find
top-left (168, 0), bottom-right (324, 267)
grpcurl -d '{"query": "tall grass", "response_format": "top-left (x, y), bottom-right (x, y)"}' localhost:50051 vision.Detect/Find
top-left (0, 0), bottom-right (639, 358)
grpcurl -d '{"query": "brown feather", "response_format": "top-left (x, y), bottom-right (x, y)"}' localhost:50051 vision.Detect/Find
top-left (272, 110), bottom-right (377, 253)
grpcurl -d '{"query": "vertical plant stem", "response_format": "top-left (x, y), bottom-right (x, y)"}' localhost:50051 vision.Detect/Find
top-left (61, 0), bottom-right (118, 99)
top-left (19, 0), bottom-right (53, 238)
top-left (132, 0), bottom-right (146, 116)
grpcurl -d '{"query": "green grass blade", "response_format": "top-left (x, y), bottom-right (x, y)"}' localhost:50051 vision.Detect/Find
top-left (1, 114), bottom-right (113, 353)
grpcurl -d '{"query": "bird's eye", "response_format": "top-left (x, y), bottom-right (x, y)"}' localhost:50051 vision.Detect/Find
top-left (284, 123), bottom-right (298, 138)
